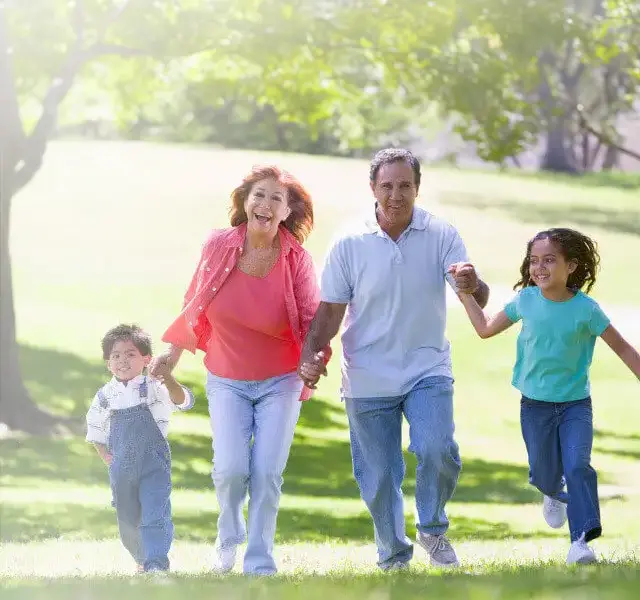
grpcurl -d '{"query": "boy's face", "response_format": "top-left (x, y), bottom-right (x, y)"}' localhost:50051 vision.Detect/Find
top-left (106, 339), bottom-right (151, 382)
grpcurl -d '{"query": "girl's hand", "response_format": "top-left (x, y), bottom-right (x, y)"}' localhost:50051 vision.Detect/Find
top-left (448, 262), bottom-right (479, 294)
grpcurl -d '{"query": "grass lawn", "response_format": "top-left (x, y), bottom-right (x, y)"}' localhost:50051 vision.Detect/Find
top-left (2, 141), bottom-right (640, 599)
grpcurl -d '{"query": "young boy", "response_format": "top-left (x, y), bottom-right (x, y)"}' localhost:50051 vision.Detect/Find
top-left (86, 324), bottom-right (194, 573)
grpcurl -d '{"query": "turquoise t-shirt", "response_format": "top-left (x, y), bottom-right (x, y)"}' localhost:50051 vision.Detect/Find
top-left (504, 286), bottom-right (610, 402)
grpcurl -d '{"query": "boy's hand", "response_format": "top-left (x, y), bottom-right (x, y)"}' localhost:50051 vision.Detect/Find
top-left (94, 444), bottom-right (113, 466)
top-left (150, 361), bottom-right (175, 385)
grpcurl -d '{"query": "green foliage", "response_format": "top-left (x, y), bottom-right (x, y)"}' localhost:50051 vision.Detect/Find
top-left (4, 0), bottom-right (639, 164)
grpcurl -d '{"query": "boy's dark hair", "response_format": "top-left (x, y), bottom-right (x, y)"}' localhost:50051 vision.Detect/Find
top-left (514, 228), bottom-right (600, 294)
top-left (101, 324), bottom-right (153, 360)
top-left (369, 148), bottom-right (421, 189)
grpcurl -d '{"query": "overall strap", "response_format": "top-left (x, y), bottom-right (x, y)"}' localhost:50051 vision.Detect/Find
top-left (97, 387), bottom-right (109, 410)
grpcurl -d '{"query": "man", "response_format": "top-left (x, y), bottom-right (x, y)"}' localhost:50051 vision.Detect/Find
top-left (298, 148), bottom-right (489, 570)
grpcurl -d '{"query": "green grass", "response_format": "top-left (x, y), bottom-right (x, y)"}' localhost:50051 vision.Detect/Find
top-left (2, 140), bottom-right (640, 598)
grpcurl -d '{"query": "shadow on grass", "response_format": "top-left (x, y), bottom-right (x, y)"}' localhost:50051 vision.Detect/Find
top-left (4, 345), bottom-right (625, 547)
top-left (0, 500), bottom-right (546, 544)
top-left (0, 428), bottom-right (542, 505)
top-left (440, 194), bottom-right (640, 236)
top-left (593, 428), bottom-right (640, 460)
top-left (19, 344), bottom-right (109, 418)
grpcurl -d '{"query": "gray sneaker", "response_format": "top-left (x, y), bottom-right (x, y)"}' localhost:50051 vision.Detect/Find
top-left (417, 532), bottom-right (460, 568)
top-left (382, 560), bottom-right (410, 572)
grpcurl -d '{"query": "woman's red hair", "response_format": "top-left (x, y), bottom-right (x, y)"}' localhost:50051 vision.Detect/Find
top-left (229, 165), bottom-right (314, 244)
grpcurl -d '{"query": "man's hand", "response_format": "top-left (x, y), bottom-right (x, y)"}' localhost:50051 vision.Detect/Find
top-left (298, 350), bottom-right (328, 390)
top-left (448, 262), bottom-right (480, 294)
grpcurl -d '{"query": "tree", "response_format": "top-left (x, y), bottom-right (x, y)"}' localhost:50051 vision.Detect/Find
top-left (1, 0), bottom-right (428, 433)
top-left (1, 0), bottom-right (339, 432)
top-left (392, 0), bottom-right (640, 171)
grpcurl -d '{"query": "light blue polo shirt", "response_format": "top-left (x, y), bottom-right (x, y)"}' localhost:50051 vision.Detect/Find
top-left (504, 286), bottom-right (610, 402)
top-left (320, 205), bottom-right (469, 398)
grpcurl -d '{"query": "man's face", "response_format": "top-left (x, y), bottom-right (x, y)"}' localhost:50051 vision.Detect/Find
top-left (371, 160), bottom-right (418, 228)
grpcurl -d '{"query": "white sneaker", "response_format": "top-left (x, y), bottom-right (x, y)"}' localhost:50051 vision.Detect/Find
top-left (566, 533), bottom-right (597, 565)
top-left (543, 495), bottom-right (567, 529)
top-left (212, 539), bottom-right (237, 573)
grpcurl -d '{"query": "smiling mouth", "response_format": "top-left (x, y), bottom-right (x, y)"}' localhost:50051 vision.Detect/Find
top-left (254, 214), bottom-right (271, 223)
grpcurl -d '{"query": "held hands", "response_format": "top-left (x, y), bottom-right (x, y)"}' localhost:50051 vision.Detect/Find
top-left (149, 359), bottom-right (177, 386)
top-left (298, 350), bottom-right (328, 391)
top-left (148, 352), bottom-right (177, 385)
top-left (448, 262), bottom-right (480, 295)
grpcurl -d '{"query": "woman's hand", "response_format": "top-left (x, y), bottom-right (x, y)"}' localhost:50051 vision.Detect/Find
top-left (298, 350), bottom-right (327, 389)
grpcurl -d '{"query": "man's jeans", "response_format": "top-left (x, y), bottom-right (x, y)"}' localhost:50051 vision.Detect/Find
top-left (344, 376), bottom-right (461, 568)
top-left (206, 371), bottom-right (303, 575)
top-left (520, 396), bottom-right (601, 542)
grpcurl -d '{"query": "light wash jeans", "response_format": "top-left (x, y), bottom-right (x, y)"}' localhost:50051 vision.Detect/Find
top-left (344, 376), bottom-right (461, 569)
top-left (206, 370), bottom-right (303, 575)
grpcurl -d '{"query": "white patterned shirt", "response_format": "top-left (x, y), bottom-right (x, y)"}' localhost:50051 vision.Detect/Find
top-left (85, 375), bottom-right (194, 446)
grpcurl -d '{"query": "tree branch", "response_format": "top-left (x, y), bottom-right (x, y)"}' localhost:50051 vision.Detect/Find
top-left (11, 0), bottom-right (140, 195)
top-left (95, 0), bottom-right (135, 41)
top-left (72, 0), bottom-right (85, 48)
top-left (579, 114), bottom-right (640, 163)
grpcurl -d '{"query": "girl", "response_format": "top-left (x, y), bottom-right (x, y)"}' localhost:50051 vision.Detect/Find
top-left (452, 228), bottom-right (640, 565)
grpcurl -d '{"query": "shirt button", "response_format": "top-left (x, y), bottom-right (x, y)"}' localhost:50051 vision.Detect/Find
top-left (225, 267), bottom-right (229, 272)
top-left (198, 306), bottom-right (203, 310)
top-left (188, 321), bottom-right (193, 326)
top-left (212, 287), bottom-right (217, 292)
top-left (206, 267), bottom-right (211, 272)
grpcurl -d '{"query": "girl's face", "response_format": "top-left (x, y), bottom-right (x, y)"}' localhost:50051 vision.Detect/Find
top-left (529, 238), bottom-right (577, 292)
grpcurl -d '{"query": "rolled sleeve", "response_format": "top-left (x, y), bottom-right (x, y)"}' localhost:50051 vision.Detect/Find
top-left (176, 385), bottom-right (195, 411)
top-left (442, 230), bottom-right (471, 291)
top-left (153, 379), bottom-right (194, 411)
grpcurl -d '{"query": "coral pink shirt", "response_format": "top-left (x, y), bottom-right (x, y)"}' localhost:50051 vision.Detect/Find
top-left (162, 224), bottom-right (331, 400)
top-left (204, 255), bottom-right (299, 380)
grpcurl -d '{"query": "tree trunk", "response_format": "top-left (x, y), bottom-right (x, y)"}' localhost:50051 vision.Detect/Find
top-left (0, 10), bottom-right (67, 433)
top-left (540, 120), bottom-right (578, 173)
top-left (0, 195), bottom-right (61, 433)
top-left (602, 144), bottom-right (619, 171)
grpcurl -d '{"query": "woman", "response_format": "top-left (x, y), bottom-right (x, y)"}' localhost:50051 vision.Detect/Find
top-left (150, 165), bottom-right (330, 576)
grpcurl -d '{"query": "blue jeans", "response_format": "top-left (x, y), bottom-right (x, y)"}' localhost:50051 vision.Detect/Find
top-left (344, 376), bottom-right (461, 568)
top-left (206, 371), bottom-right (303, 575)
top-left (109, 404), bottom-right (173, 572)
top-left (520, 397), bottom-right (601, 542)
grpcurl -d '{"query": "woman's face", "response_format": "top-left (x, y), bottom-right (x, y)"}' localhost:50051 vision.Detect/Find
top-left (244, 177), bottom-right (291, 238)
